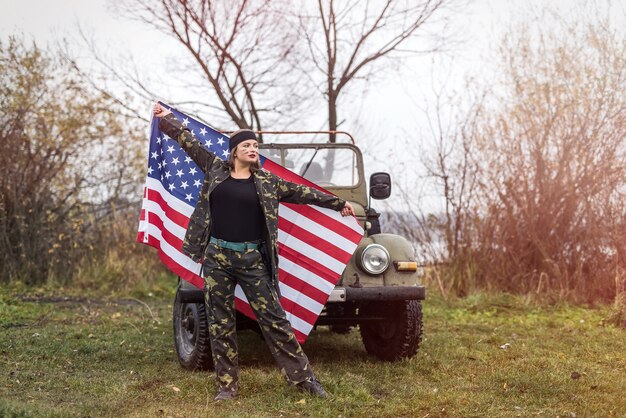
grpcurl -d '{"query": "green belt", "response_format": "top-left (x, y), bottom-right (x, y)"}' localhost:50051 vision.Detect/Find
top-left (210, 236), bottom-right (261, 252)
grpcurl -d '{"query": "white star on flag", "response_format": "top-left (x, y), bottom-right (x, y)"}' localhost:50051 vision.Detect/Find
top-left (217, 137), bottom-right (225, 146)
top-left (199, 127), bottom-right (207, 136)
top-left (176, 169), bottom-right (184, 178)
top-left (181, 181), bottom-right (189, 189)
top-left (189, 167), bottom-right (197, 175)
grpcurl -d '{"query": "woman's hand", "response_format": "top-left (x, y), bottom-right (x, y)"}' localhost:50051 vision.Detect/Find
top-left (340, 201), bottom-right (355, 217)
top-left (153, 102), bottom-right (172, 118)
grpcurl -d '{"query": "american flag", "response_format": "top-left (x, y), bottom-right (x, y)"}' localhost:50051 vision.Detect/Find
top-left (137, 103), bottom-right (363, 343)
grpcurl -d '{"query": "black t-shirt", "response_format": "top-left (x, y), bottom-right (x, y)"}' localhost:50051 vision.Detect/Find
top-left (209, 175), bottom-right (265, 242)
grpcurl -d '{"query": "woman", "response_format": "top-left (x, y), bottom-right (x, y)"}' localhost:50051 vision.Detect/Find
top-left (153, 103), bottom-right (355, 401)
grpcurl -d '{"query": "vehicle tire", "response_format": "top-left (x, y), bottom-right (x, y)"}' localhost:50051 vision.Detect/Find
top-left (330, 324), bottom-right (352, 334)
top-left (359, 300), bottom-right (423, 361)
top-left (173, 288), bottom-right (214, 371)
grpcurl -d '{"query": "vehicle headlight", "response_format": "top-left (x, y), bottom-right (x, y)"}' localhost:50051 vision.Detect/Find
top-left (360, 244), bottom-right (390, 275)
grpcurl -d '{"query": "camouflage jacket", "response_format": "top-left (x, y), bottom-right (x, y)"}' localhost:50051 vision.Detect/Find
top-left (158, 114), bottom-right (346, 287)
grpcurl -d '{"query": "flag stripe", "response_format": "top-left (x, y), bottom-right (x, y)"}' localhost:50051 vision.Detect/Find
top-left (136, 224), bottom-right (203, 288)
top-left (140, 208), bottom-right (184, 251)
top-left (278, 229), bottom-right (346, 275)
top-left (141, 198), bottom-right (187, 241)
top-left (277, 269), bottom-right (333, 305)
top-left (234, 286), bottom-right (314, 336)
top-left (145, 189), bottom-right (190, 229)
top-left (276, 255), bottom-right (335, 293)
top-left (278, 245), bottom-right (340, 286)
top-left (137, 218), bottom-right (200, 274)
top-left (278, 297), bottom-right (321, 328)
top-left (278, 217), bottom-right (352, 266)
top-left (145, 176), bottom-right (195, 217)
top-left (278, 282), bottom-right (323, 315)
top-left (278, 205), bottom-right (356, 257)
top-left (283, 202), bottom-right (363, 242)
top-left (310, 205), bottom-right (364, 235)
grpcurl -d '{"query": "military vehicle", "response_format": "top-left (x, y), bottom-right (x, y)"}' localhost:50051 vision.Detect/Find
top-left (172, 131), bottom-right (426, 370)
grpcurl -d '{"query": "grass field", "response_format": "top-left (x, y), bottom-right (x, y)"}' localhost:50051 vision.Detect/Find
top-left (1, 285), bottom-right (624, 418)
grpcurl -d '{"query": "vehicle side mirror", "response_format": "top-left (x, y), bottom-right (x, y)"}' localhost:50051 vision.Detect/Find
top-left (370, 172), bottom-right (391, 200)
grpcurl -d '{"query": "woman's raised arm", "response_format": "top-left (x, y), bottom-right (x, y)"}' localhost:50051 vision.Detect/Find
top-left (153, 102), bottom-right (216, 173)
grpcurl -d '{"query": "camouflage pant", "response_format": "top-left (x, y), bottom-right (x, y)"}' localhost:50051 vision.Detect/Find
top-left (202, 242), bottom-right (315, 390)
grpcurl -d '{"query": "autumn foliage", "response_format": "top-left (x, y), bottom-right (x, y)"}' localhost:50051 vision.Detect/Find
top-left (416, 19), bottom-right (626, 303)
top-left (0, 37), bottom-right (147, 285)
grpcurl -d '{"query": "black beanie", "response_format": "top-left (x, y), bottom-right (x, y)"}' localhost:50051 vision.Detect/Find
top-left (229, 129), bottom-right (257, 151)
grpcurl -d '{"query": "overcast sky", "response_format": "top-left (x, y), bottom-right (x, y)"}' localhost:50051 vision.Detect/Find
top-left (2, 0), bottom-right (624, 212)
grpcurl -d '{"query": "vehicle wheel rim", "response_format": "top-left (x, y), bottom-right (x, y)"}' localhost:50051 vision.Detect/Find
top-left (177, 304), bottom-right (197, 357)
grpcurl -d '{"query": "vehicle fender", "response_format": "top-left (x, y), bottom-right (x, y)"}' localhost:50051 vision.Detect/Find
top-left (341, 233), bottom-right (421, 287)
top-left (370, 233), bottom-right (421, 286)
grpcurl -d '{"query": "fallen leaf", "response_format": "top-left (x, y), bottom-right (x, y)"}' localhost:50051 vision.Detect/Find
top-left (172, 386), bottom-right (181, 392)
top-left (295, 398), bottom-right (306, 405)
top-left (570, 371), bottom-right (581, 380)
top-left (500, 343), bottom-right (511, 350)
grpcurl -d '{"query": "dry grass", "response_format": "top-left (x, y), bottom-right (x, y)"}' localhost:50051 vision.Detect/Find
top-left (1, 285), bottom-right (624, 417)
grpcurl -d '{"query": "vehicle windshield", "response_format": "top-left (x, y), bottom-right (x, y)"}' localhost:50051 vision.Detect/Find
top-left (260, 146), bottom-right (360, 187)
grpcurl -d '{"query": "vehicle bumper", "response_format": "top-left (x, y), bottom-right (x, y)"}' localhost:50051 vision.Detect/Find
top-left (177, 285), bottom-right (426, 304)
top-left (328, 286), bottom-right (426, 302)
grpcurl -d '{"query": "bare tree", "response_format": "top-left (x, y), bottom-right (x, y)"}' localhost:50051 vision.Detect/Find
top-left (381, 81), bottom-right (483, 297)
top-left (115, 0), bottom-right (306, 136)
top-left (296, 0), bottom-right (450, 143)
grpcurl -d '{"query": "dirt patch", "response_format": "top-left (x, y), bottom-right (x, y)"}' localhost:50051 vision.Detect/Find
top-left (16, 295), bottom-right (148, 306)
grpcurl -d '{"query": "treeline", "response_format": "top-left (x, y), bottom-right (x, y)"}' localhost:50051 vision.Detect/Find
top-left (2, 2), bottom-right (625, 308)
top-left (384, 18), bottom-right (626, 303)
top-left (0, 37), bottom-right (166, 291)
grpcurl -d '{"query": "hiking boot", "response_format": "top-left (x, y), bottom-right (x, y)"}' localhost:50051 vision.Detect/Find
top-left (214, 387), bottom-right (237, 401)
top-left (296, 379), bottom-right (329, 398)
